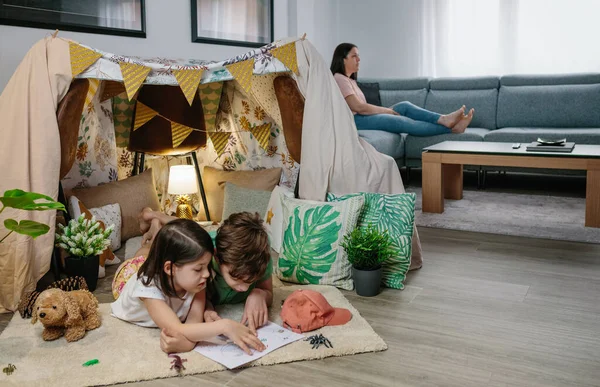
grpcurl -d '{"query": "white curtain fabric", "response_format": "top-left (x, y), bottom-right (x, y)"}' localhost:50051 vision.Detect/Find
top-left (420, 0), bottom-right (600, 77)
top-left (96, 0), bottom-right (141, 30)
top-left (195, 0), bottom-right (269, 42)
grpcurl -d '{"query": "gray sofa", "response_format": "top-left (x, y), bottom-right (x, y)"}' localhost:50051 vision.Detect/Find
top-left (358, 73), bottom-right (600, 176)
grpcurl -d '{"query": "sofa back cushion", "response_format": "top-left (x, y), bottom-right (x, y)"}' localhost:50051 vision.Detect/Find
top-left (360, 78), bottom-right (429, 108)
top-left (425, 77), bottom-right (499, 129)
top-left (497, 74), bottom-right (600, 128)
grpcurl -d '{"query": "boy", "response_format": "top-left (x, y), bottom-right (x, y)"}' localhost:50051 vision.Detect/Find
top-left (137, 209), bottom-right (272, 353)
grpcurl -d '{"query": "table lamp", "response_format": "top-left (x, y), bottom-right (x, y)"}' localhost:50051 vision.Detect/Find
top-left (168, 165), bottom-right (198, 219)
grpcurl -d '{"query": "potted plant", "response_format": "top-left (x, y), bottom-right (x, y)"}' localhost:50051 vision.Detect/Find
top-left (55, 214), bottom-right (114, 291)
top-left (340, 226), bottom-right (393, 297)
top-left (0, 189), bottom-right (66, 243)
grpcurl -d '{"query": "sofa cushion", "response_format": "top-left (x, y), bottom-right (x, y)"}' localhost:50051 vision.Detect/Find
top-left (358, 130), bottom-right (406, 160)
top-left (425, 89), bottom-right (498, 129)
top-left (429, 76), bottom-right (499, 90)
top-left (404, 128), bottom-right (489, 159)
top-left (500, 73), bottom-right (600, 86)
top-left (483, 128), bottom-right (600, 144)
top-left (357, 82), bottom-right (381, 106)
top-left (497, 84), bottom-right (600, 128)
top-left (360, 78), bottom-right (429, 108)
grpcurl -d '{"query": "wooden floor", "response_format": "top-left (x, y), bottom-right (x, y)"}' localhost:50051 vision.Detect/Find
top-left (2, 227), bottom-right (600, 386)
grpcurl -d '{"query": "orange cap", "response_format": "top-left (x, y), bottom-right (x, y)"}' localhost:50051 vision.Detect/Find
top-left (280, 289), bottom-right (352, 333)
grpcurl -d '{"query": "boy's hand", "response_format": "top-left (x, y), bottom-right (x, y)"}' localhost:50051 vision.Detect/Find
top-left (241, 289), bottom-right (269, 334)
top-left (160, 328), bottom-right (196, 354)
top-left (223, 319), bottom-right (266, 355)
top-left (204, 310), bottom-right (221, 323)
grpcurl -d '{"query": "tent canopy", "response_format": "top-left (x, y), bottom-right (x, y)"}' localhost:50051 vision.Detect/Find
top-left (0, 35), bottom-right (421, 313)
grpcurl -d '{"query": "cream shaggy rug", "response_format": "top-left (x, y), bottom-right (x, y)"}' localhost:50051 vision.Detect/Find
top-left (0, 285), bottom-right (386, 387)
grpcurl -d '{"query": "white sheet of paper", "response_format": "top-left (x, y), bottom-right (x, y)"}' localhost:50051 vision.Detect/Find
top-left (193, 322), bottom-right (304, 369)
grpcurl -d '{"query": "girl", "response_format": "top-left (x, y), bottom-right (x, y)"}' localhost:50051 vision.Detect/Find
top-left (331, 42), bottom-right (475, 136)
top-left (111, 218), bottom-right (265, 355)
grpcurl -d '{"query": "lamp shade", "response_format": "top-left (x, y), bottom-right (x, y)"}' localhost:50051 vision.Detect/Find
top-left (168, 165), bottom-right (198, 195)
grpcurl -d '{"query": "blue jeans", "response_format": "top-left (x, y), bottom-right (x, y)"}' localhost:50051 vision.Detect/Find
top-left (354, 101), bottom-right (451, 136)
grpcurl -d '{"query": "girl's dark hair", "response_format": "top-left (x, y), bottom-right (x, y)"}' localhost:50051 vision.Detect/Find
top-left (215, 212), bottom-right (270, 283)
top-left (138, 218), bottom-right (214, 298)
top-left (330, 43), bottom-right (358, 80)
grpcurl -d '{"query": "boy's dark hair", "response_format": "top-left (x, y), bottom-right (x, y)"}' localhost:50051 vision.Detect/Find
top-left (330, 42), bottom-right (358, 80)
top-left (138, 218), bottom-right (214, 298)
top-left (215, 212), bottom-right (270, 283)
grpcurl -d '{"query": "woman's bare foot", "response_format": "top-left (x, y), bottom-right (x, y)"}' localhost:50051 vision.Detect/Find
top-left (452, 108), bottom-right (474, 133)
top-left (438, 105), bottom-right (465, 128)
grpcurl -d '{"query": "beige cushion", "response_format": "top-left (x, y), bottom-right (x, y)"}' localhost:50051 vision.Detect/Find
top-left (70, 169), bottom-right (160, 241)
top-left (200, 167), bottom-right (282, 222)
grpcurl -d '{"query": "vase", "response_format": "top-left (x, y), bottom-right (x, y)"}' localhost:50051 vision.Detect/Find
top-left (352, 266), bottom-right (382, 297)
top-left (65, 255), bottom-right (99, 292)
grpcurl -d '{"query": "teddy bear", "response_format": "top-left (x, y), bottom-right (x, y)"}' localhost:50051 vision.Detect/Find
top-left (31, 288), bottom-right (101, 342)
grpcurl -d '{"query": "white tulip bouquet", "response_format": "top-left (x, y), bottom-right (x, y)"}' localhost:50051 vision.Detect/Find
top-left (55, 214), bottom-right (114, 258)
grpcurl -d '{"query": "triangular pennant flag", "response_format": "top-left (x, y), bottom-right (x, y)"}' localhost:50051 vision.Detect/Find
top-left (271, 42), bottom-right (299, 75)
top-left (119, 62), bottom-right (152, 100)
top-left (101, 81), bottom-right (126, 102)
top-left (133, 101), bottom-right (158, 131)
top-left (198, 82), bottom-right (224, 132)
top-left (173, 69), bottom-right (204, 105)
top-left (171, 122), bottom-right (194, 148)
top-left (251, 122), bottom-right (272, 150)
top-left (69, 41), bottom-right (102, 77)
top-left (84, 79), bottom-right (100, 109)
top-left (209, 132), bottom-right (231, 157)
top-left (226, 58), bottom-right (255, 93)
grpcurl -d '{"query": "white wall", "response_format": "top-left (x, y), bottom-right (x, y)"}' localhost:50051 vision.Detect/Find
top-left (0, 0), bottom-right (290, 93)
top-left (335, 0), bottom-right (423, 79)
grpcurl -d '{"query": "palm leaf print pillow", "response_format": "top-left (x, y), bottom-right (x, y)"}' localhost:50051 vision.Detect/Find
top-left (327, 192), bottom-right (416, 290)
top-left (277, 195), bottom-right (364, 290)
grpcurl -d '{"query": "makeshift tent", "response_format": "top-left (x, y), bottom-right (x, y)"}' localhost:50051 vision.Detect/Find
top-left (0, 35), bottom-right (422, 313)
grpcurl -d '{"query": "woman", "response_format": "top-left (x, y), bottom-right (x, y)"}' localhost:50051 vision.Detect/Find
top-left (331, 43), bottom-right (474, 136)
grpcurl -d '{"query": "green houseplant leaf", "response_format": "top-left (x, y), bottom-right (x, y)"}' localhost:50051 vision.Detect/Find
top-left (0, 189), bottom-right (66, 212)
top-left (4, 219), bottom-right (50, 239)
top-left (279, 205), bottom-right (342, 284)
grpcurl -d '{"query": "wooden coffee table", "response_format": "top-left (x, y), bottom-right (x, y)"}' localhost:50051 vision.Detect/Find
top-left (421, 141), bottom-right (600, 228)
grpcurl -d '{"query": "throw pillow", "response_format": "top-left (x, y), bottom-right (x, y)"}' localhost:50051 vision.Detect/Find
top-left (67, 196), bottom-right (122, 279)
top-left (222, 182), bottom-right (272, 220)
top-left (70, 168), bottom-right (160, 241)
top-left (264, 185), bottom-right (295, 254)
top-left (199, 166), bottom-right (282, 222)
top-left (327, 192), bottom-right (416, 289)
top-left (357, 82), bottom-right (382, 106)
top-left (277, 195), bottom-right (364, 290)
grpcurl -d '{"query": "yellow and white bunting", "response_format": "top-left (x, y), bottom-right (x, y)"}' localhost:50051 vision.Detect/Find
top-left (209, 132), bottom-right (231, 157)
top-left (271, 42), bottom-right (299, 75)
top-left (133, 101), bottom-right (158, 131)
top-left (171, 122), bottom-right (194, 148)
top-left (69, 42), bottom-right (102, 77)
top-left (119, 62), bottom-right (152, 100)
top-left (84, 79), bottom-right (100, 109)
top-left (251, 122), bottom-right (272, 151)
top-left (173, 68), bottom-right (204, 105)
top-left (226, 58), bottom-right (255, 94)
top-left (198, 82), bottom-right (223, 133)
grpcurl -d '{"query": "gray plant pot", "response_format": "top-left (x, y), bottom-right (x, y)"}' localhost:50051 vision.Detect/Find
top-left (352, 266), bottom-right (382, 297)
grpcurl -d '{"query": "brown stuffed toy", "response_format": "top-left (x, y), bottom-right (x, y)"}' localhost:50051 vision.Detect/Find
top-left (31, 289), bottom-right (101, 342)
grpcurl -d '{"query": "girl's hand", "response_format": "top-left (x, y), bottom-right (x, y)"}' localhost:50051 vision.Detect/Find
top-left (387, 108), bottom-right (400, 115)
top-left (204, 310), bottom-right (221, 323)
top-left (223, 319), bottom-right (266, 355)
top-left (160, 328), bottom-right (196, 354)
top-left (241, 289), bottom-right (269, 334)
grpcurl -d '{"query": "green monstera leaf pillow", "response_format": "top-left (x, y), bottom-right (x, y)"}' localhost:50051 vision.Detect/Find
top-left (327, 192), bottom-right (416, 290)
top-left (277, 195), bottom-right (364, 290)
